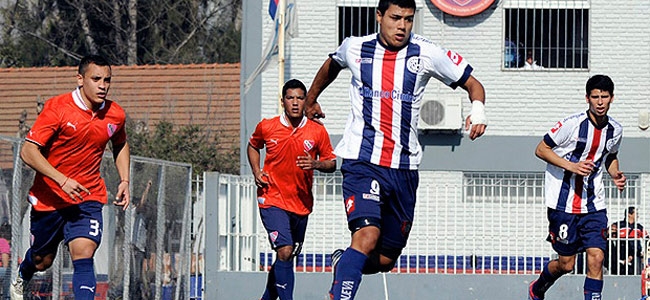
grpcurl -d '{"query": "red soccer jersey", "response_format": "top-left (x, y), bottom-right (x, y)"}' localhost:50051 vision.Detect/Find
top-left (25, 89), bottom-right (127, 211)
top-left (249, 115), bottom-right (336, 216)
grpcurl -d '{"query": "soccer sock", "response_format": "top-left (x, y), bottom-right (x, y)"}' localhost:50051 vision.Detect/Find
top-left (72, 258), bottom-right (96, 300)
top-left (273, 259), bottom-right (294, 300)
top-left (583, 277), bottom-right (603, 300)
top-left (18, 249), bottom-right (37, 282)
top-left (532, 262), bottom-right (563, 296)
top-left (261, 263), bottom-right (279, 300)
top-left (329, 247), bottom-right (367, 300)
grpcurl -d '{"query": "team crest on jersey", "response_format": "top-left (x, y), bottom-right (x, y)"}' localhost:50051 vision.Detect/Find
top-left (303, 140), bottom-right (315, 152)
top-left (345, 195), bottom-right (355, 215)
top-left (107, 123), bottom-right (117, 137)
top-left (269, 231), bottom-right (279, 243)
top-left (446, 50), bottom-right (463, 66)
top-left (406, 56), bottom-right (423, 73)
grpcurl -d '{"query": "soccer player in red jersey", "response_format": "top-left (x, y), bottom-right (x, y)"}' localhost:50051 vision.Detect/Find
top-left (248, 79), bottom-right (336, 300)
top-left (11, 55), bottom-right (130, 300)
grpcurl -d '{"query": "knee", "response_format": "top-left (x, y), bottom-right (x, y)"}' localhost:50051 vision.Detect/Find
top-left (32, 255), bottom-right (53, 271)
top-left (351, 226), bottom-right (380, 254)
top-left (557, 260), bottom-right (575, 274)
top-left (276, 246), bottom-right (294, 262)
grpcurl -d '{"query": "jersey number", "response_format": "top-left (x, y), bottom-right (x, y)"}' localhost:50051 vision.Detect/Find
top-left (558, 224), bottom-right (568, 240)
top-left (89, 219), bottom-right (100, 237)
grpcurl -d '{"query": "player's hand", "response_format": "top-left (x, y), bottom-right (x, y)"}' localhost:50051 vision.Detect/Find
top-left (296, 151), bottom-right (317, 170)
top-left (571, 160), bottom-right (595, 176)
top-left (60, 177), bottom-right (90, 202)
top-left (254, 170), bottom-right (270, 188)
top-left (612, 170), bottom-right (626, 191)
top-left (464, 116), bottom-right (486, 140)
top-left (114, 180), bottom-right (130, 210)
top-left (305, 102), bottom-right (325, 120)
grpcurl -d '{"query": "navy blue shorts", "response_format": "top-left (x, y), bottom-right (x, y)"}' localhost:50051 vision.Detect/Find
top-left (341, 159), bottom-right (419, 250)
top-left (546, 208), bottom-right (608, 256)
top-left (30, 201), bottom-right (104, 256)
top-left (259, 206), bottom-right (308, 253)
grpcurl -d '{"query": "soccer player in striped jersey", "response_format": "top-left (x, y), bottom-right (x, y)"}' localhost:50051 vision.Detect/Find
top-left (248, 79), bottom-right (336, 300)
top-left (11, 55), bottom-right (130, 300)
top-left (304, 0), bottom-right (487, 299)
top-left (529, 74), bottom-right (626, 300)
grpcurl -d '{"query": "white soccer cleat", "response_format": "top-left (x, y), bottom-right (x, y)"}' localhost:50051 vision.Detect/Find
top-left (9, 275), bottom-right (26, 300)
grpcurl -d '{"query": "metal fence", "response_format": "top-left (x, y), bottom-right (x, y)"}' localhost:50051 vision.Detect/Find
top-left (204, 170), bottom-right (649, 276)
top-left (0, 136), bottom-right (194, 300)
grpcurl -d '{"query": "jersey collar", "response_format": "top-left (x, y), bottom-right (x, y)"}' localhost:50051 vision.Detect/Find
top-left (73, 87), bottom-right (105, 111)
top-left (280, 113), bottom-right (307, 129)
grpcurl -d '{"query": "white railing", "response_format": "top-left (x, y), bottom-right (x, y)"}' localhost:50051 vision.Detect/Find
top-left (204, 171), bottom-right (648, 275)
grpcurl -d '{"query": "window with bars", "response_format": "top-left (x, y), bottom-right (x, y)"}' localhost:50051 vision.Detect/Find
top-left (503, 0), bottom-right (590, 70)
top-left (337, 2), bottom-right (421, 45)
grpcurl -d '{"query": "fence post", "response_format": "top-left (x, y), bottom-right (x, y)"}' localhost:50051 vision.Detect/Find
top-left (203, 172), bottom-right (220, 299)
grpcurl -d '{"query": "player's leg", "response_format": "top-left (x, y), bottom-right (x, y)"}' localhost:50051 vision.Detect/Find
top-left (259, 206), bottom-right (299, 300)
top-left (64, 201), bottom-right (103, 300)
top-left (329, 160), bottom-right (383, 300)
top-left (11, 208), bottom-right (65, 299)
top-left (362, 167), bottom-right (417, 275)
top-left (581, 210), bottom-right (608, 300)
top-left (530, 208), bottom-right (580, 299)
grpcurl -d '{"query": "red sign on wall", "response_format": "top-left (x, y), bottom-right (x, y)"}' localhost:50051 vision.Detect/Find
top-left (430, 0), bottom-right (495, 17)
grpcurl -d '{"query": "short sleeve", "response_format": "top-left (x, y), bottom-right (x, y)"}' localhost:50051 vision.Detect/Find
top-left (25, 100), bottom-right (61, 146)
top-left (544, 118), bottom-right (573, 148)
top-left (329, 37), bottom-right (351, 69)
top-left (426, 46), bottom-right (473, 89)
top-left (248, 121), bottom-right (266, 149)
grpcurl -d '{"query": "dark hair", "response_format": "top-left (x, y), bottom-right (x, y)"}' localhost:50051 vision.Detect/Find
top-left (585, 74), bottom-right (614, 96)
top-left (78, 54), bottom-right (111, 76)
top-left (282, 79), bottom-right (307, 98)
top-left (0, 223), bottom-right (10, 240)
top-left (378, 0), bottom-right (416, 14)
top-left (626, 206), bottom-right (636, 216)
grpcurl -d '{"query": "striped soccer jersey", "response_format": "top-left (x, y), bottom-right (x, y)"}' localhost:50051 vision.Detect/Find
top-left (330, 33), bottom-right (473, 170)
top-left (543, 111), bottom-right (623, 214)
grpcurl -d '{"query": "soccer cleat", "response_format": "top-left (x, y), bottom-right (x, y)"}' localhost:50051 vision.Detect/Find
top-left (528, 280), bottom-right (543, 300)
top-left (330, 249), bottom-right (344, 270)
top-left (10, 275), bottom-right (26, 300)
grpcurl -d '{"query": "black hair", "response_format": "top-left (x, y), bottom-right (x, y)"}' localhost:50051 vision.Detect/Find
top-left (626, 206), bottom-right (636, 217)
top-left (282, 79), bottom-right (307, 98)
top-left (585, 74), bottom-right (614, 96)
top-left (377, 0), bottom-right (417, 14)
top-left (78, 54), bottom-right (111, 76)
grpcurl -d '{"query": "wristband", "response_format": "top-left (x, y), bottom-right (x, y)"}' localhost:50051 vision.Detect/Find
top-left (120, 179), bottom-right (130, 184)
top-left (60, 177), bottom-right (69, 187)
top-left (469, 100), bottom-right (488, 125)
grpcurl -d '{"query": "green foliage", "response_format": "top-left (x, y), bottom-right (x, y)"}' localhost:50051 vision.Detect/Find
top-left (126, 119), bottom-right (239, 176)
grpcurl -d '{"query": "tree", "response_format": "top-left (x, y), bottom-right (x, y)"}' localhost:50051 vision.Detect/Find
top-left (0, 0), bottom-right (241, 67)
top-left (126, 119), bottom-right (239, 176)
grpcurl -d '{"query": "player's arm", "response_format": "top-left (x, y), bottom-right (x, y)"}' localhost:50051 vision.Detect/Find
top-left (605, 152), bottom-right (626, 191)
top-left (113, 141), bottom-right (131, 209)
top-left (20, 141), bottom-right (90, 201)
top-left (296, 152), bottom-right (336, 173)
top-left (534, 139), bottom-right (594, 176)
top-left (305, 57), bottom-right (343, 119)
top-left (247, 143), bottom-right (269, 188)
top-left (460, 75), bottom-right (487, 140)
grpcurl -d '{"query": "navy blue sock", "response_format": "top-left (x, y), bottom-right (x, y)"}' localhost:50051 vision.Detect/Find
top-left (18, 249), bottom-right (37, 282)
top-left (583, 277), bottom-right (603, 300)
top-left (273, 259), bottom-right (294, 300)
top-left (533, 261), bottom-right (563, 296)
top-left (329, 248), bottom-right (367, 300)
top-left (72, 258), bottom-right (96, 300)
top-left (261, 263), bottom-right (278, 300)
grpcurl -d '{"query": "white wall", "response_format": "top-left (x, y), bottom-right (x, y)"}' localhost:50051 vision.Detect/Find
top-left (259, 0), bottom-right (650, 139)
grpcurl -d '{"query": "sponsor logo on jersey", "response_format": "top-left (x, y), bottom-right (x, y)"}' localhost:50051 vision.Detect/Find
top-left (66, 122), bottom-right (78, 131)
top-left (358, 87), bottom-right (414, 102)
top-left (550, 121), bottom-right (563, 134)
top-left (345, 196), bottom-right (355, 215)
top-left (446, 50), bottom-right (463, 66)
top-left (107, 123), bottom-right (117, 137)
top-left (303, 140), bottom-right (315, 152)
top-left (355, 57), bottom-right (373, 64)
top-left (257, 197), bottom-right (266, 204)
top-left (341, 281), bottom-right (355, 299)
top-left (406, 56), bottom-right (423, 74)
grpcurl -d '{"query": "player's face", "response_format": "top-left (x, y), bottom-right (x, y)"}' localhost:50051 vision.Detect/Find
top-left (377, 4), bottom-right (415, 49)
top-left (282, 88), bottom-right (306, 121)
top-left (77, 63), bottom-right (111, 108)
top-left (586, 88), bottom-right (612, 119)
